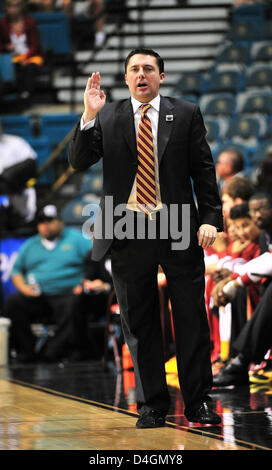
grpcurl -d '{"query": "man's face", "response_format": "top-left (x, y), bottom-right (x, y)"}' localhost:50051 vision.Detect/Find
top-left (41, 0), bottom-right (54, 9)
top-left (226, 218), bottom-right (238, 241)
top-left (249, 198), bottom-right (272, 230)
top-left (125, 54), bottom-right (165, 103)
top-left (221, 193), bottom-right (235, 219)
top-left (216, 152), bottom-right (234, 180)
top-left (5, 1), bottom-right (22, 16)
top-left (233, 217), bottom-right (260, 243)
top-left (37, 219), bottom-right (63, 240)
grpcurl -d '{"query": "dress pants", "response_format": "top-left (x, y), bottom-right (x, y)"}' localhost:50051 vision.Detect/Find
top-left (5, 292), bottom-right (81, 360)
top-left (110, 216), bottom-right (213, 416)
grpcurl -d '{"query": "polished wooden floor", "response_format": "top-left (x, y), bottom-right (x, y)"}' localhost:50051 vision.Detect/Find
top-left (0, 356), bottom-right (272, 453)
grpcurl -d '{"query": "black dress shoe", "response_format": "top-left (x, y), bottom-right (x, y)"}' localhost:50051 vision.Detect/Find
top-left (213, 361), bottom-right (249, 387)
top-left (136, 409), bottom-right (166, 429)
top-left (185, 399), bottom-right (221, 425)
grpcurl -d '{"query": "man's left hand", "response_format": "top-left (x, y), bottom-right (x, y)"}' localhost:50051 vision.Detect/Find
top-left (197, 224), bottom-right (217, 248)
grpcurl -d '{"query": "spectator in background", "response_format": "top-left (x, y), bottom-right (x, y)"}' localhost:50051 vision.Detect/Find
top-left (221, 176), bottom-right (255, 220)
top-left (27, 0), bottom-right (55, 11)
top-left (212, 192), bottom-right (272, 386)
top-left (73, 249), bottom-right (113, 359)
top-left (104, 0), bottom-right (134, 25)
top-left (0, 0), bottom-right (44, 106)
top-left (232, 0), bottom-right (256, 7)
top-left (255, 152), bottom-right (272, 195)
top-left (4, 204), bottom-right (92, 363)
top-left (213, 202), bottom-right (261, 353)
top-left (216, 148), bottom-right (245, 194)
top-left (211, 177), bottom-right (256, 292)
top-left (204, 177), bottom-right (255, 362)
top-left (0, 120), bottom-right (37, 234)
top-left (206, 202), bottom-right (261, 280)
top-left (60, 0), bottom-right (106, 49)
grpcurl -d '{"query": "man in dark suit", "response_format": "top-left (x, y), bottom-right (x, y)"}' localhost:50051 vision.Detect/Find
top-left (69, 48), bottom-right (223, 427)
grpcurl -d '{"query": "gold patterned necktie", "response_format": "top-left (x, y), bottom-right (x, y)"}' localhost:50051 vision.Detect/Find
top-left (136, 104), bottom-right (157, 214)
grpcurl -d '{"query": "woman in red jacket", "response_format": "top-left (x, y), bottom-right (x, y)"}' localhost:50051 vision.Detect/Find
top-left (0, 0), bottom-right (44, 104)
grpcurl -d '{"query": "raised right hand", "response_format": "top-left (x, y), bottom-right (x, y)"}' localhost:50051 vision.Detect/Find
top-left (82, 72), bottom-right (106, 123)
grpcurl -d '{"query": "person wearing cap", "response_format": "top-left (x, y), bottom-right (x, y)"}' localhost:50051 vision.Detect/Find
top-left (3, 204), bottom-right (92, 363)
top-left (0, 120), bottom-right (37, 233)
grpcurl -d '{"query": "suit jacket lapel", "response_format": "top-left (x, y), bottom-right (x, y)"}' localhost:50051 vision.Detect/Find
top-left (158, 96), bottom-right (175, 165)
top-left (116, 96), bottom-right (175, 164)
top-left (117, 99), bottom-right (137, 160)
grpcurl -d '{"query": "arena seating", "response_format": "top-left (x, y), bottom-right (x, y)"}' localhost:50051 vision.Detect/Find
top-left (172, 3), bottom-right (272, 180)
top-left (30, 12), bottom-right (71, 56)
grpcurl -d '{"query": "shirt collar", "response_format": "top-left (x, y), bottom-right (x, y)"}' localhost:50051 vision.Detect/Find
top-left (131, 94), bottom-right (160, 114)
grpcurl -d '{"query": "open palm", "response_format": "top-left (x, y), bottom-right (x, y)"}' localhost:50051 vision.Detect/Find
top-left (83, 72), bottom-right (106, 121)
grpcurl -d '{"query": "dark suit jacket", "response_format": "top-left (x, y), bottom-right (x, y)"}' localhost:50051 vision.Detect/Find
top-left (84, 250), bottom-right (113, 285)
top-left (69, 96), bottom-right (223, 261)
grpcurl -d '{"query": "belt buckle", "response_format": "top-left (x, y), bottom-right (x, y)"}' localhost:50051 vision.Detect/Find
top-left (148, 211), bottom-right (156, 221)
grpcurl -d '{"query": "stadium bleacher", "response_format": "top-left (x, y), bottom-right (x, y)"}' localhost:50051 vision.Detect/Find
top-left (172, 2), bottom-right (272, 181)
top-left (30, 12), bottom-right (71, 56)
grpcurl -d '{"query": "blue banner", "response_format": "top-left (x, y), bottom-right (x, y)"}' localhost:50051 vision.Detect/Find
top-left (0, 237), bottom-right (26, 306)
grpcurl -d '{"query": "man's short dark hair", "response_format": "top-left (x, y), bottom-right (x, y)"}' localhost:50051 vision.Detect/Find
top-left (229, 202), bottom-right (250, 220)
top-left (124, 48), bottom-right (164, 74)
top-left (222, 176), bottom-right (255, 201)
top-left (249, 191), bottom-right (272, 208)
top-left (227, 148), bottom-right (245, 173)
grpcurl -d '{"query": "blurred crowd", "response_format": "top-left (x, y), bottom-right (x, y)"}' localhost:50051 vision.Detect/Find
top-left (0, 0), bottom-right (133, 108)
top-left (204, 148), bottom-right (272, 386)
